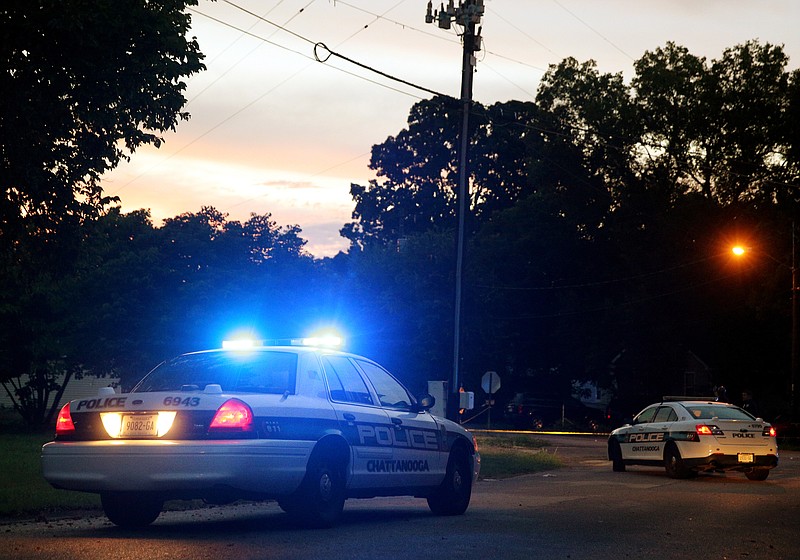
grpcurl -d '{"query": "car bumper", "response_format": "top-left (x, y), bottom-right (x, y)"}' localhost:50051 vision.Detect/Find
top-left (682, 452), bottom-right (779, 472)
top-left (41, 439), bottom-right (314, 497)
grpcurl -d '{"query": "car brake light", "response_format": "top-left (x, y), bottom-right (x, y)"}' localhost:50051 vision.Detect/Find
top-left (696, 424), bottom-right (724, 436)
top-left (55, 402), bottom-right (76, 435)
top-left (764, 426), bottom-right (776, 437)
top-left (696, 424), bottom-right (713, 436)
top-left (209, 399), bottom-right (253, 432)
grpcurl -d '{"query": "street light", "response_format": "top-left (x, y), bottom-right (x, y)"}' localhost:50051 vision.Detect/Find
top-left (731, 240), bottom-right (798, 414)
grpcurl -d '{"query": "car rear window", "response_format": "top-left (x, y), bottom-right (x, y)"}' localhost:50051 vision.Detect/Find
top-left (682, 404), bottom-right (754, 420)
top-left (133, 351), bottom-right (298, 394)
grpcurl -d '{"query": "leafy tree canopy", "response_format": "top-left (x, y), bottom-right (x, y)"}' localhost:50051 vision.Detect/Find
top-left (0, 0), bottom-right (205, 246)
top-left (344, 41), bottom-right (799, 252)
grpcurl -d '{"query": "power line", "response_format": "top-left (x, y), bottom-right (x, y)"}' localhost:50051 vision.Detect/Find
top-left (313, 42), bottom-right (449, 98)
top-left (550, 0), bottom-right (635, 61)
top-left (109, 3), bottom-right (433, 196)
top-left (185, 0), bottom-right (316, 109)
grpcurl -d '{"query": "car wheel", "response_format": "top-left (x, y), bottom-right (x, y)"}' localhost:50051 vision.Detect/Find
top-left (608, 439), bottom-right (626, 472)
top-left (745, 468), bottom-right (770, 481)
top-left (427, 449), bottom-right (472, 516)
top-left (664, 444), bottom-right (693, 479)
top-left (101, 492), bottom-right (163, 528)
top-left (288, 455), bottom-right (346, 528)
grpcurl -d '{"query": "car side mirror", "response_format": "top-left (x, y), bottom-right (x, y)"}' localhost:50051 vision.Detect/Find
top-left (414, 393), bottom-right (435, 412)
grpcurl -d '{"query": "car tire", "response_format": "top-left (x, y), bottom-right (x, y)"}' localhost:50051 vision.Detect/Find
top-left (608, 439), bottom-right (626, 472)
top-left (745, 468), bottom-right (770, 481)
top-left (101, 492), bottom-right (163, 528)
top-left (427, 449), bottom-right (472, 516)
top-left (664, 444), bottom-right (693, 479)
top-left (287, 455), bottom-right (346, 528)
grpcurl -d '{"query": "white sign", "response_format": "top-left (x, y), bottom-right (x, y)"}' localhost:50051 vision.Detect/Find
top-left (481, 371), bottom-right (501, 394)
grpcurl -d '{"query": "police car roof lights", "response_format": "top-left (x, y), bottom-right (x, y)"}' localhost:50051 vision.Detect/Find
top-left (222, 339), bottom-right (263, 350)
top-left (296, 334), bottom-right (343, 348)
top-left (222, 332), bottom-right (344, 350)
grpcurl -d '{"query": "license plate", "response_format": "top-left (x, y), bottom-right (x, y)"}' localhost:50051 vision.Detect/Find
top-left (120, 414), bottom-right (159, 437)
top-left (738, 453), bottom-right (755, 464)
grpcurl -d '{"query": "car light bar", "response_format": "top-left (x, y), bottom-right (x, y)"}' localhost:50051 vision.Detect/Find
top-left (222, 339), bottom-right (263, 350)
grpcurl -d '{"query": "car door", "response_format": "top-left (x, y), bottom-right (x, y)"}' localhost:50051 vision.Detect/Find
top-left (620, 404), bottom-right (662, 461)
top-left (320, 355), bottom-right (395, 490)
top-left (355, 359), bottom-right (446, 489)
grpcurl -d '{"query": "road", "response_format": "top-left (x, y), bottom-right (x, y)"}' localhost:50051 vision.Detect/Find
top-left (3, 435), bottom-right (798, 560)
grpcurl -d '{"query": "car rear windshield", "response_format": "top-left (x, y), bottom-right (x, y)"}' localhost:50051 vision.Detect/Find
top-left (133, 351), bottom-right (298, 394)
top-left (681, 404), bottom-right (754, 420)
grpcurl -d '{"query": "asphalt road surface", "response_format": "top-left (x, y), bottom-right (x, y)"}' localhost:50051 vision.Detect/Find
top-left (3, 435), bottom-right (798, 560)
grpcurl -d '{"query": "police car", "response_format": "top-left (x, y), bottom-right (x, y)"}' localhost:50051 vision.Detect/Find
top-left (41, 341), bottom-right (480, 527)
top-left (607, 397), bottom-right (778, 480)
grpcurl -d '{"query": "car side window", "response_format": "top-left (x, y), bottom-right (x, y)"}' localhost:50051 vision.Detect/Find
top-left (322, 356), bottom-right (374, 405)
top-left (653, 406), bottom-right (677, 423)
top-left (356, 360), bottom-right (412, 410)
top-left (634, 405), bottom-right (658, 424)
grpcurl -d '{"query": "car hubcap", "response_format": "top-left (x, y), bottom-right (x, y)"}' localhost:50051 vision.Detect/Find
top-left (452, 468), bottom-right (462, 490)
top-left (319, 472), bottom-right (333, 501)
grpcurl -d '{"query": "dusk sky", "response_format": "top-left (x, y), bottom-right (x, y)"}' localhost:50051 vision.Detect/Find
top-left (100, 0), bottom-right (800, 257)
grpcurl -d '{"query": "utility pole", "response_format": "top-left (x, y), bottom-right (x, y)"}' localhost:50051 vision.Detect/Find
top-left (425, 1), bottom-right (484, 420)
top-left (792, 222), bottom-right (797, 414)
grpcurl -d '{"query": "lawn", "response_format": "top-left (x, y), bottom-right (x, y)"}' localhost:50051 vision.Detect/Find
top-left (0, 431), bottom-right (100, 518)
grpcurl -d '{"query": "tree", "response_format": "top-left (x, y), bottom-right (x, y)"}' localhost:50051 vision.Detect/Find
top-left (342, 97), bottom-right (554, 249)
top-left (341, 41), bottom-right (799, 413)
top-left (0, 0), bottom-right (205, 425)
top-left (342, 96), bottom-right (462, 249)
top-left (0, 0), bottom-right (205, 246)
top-left (631, 41), bottom-right (793, 207)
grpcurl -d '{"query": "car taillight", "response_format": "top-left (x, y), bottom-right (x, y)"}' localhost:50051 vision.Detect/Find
top-left (696, 424), bottom-right (724, 436)
top-left (55, 402), bottom-right (75, 435)
top-left (763, 426), bottom-right (776, 437)
top-left (209, 399), bottom-right (253, 432)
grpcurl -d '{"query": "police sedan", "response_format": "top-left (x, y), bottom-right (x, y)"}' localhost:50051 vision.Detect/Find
top-left (41, 343), bottom-right (480, 527)
top-left (607, 397), bottom-right (778, 480)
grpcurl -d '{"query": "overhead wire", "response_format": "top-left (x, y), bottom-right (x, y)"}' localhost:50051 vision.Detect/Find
top-left (139, 0), bottom-right (441, 213)
top-left (550, 0), bottom-right (635, 61)
top-left (184, 0), bottom-right (314, 109)
top-left (108, 0), bottom-right (575, 198)
top-left (200, 3), bottom-right (791, 227)
top-left (108, 1), bottom-right (434, 197)
top-left (105, 1), bottom-right (796, 228)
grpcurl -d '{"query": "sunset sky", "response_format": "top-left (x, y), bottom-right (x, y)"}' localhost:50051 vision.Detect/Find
top-left (101, 0), bottom-right (800, 257)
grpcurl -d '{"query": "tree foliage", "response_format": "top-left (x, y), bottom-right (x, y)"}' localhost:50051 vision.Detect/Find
top-left (0, 0), bottom-right (205, 245)
top-left (343, 40), bottom-right (800, 414)
top-left (3, 38), bottom-right (800, 427)
top-left (0, 205), bottom-right (313, 425)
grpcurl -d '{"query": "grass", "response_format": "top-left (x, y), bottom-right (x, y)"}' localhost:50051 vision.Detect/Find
top-left (0, 431), bottom-right (562, 519)
top-left (475, 434), bottom-right (564, 478)
top-left (0, 431), bottom-right (100, 518)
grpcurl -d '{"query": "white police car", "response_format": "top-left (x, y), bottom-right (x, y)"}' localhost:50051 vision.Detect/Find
top-left (607, 397), bottom-right (778, 480)
top-left (41, 342), bottom-right (480, 527)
